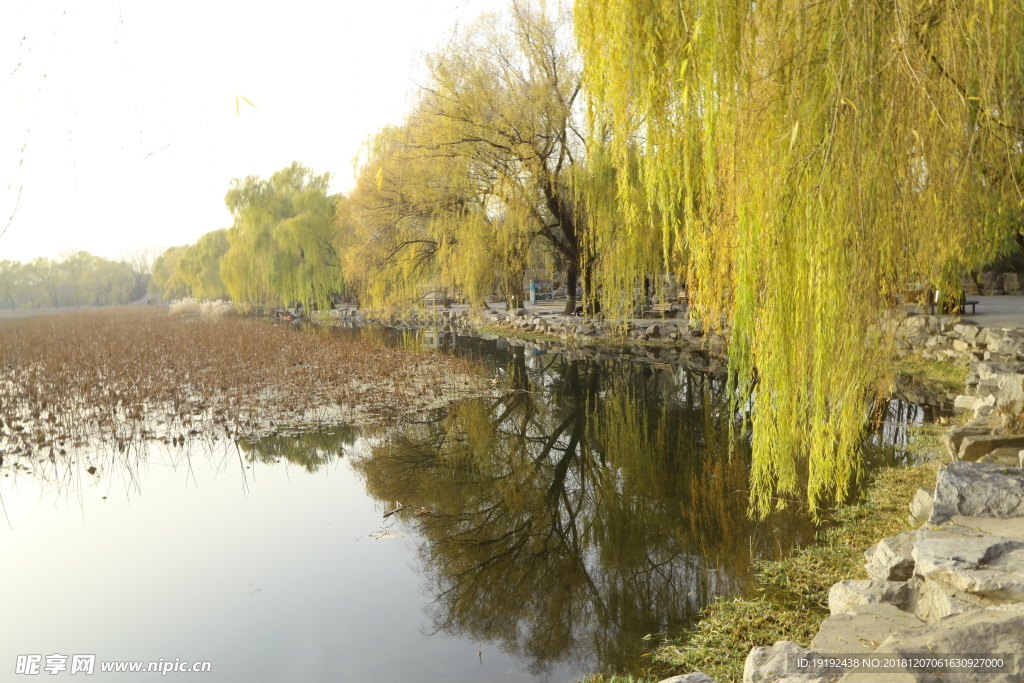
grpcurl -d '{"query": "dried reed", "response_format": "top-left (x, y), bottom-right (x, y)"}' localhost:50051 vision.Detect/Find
top-left (0, 307), bottom-right (486, 469)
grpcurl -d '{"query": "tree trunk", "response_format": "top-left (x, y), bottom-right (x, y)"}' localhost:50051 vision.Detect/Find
top-left (504, 268), bottom-right (524, 310)
top-left (562, 259), bottom-right (578, 315)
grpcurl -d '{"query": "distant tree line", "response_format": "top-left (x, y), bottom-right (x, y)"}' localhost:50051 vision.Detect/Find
top-left (0, 251), bottom-right (149, 310)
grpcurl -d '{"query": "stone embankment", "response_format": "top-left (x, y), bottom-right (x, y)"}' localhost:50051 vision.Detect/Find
top-left (328, 306), bottom-right (729, 372)
top-left (662, 356), bottom-right (1024, 683)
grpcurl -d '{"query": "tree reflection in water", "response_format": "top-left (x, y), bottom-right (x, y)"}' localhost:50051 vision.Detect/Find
top-left (238, 426), bottom-right (358, 473)
top-left (351, 341), bottom-right (814, 677)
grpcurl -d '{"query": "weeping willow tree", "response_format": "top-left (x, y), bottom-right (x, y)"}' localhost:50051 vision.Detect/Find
top-left (221, 162), bottom-right (345, 311)
top-left (176, 229), bottom-right (230, 300)
top-left (150, 245), bottom-right (190, 302)
top-left (575, 0), bottom-right (1024, 515)
top-left (345, 1), bottom-right (585, 313)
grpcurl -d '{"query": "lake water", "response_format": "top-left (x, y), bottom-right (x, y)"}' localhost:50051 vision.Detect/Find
top-left (0, 329), bottom-right (928, 682)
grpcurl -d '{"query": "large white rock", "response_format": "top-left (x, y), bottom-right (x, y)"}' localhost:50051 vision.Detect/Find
top-left (908, 488), bottom-right (934, 526)
top-left (913, 525), bottom-right (1024, 601)
top-left (910, 573), bottom-right (992, 622)
top-left (828, 580), bottom-right (912, 615)
top-left (836, 606), bottom-right (1024, 683)
top-left (958, 435), bottom-right (1024, 462)
top-left (812, 603), bottom-right (923, 654)
top-left (864, 530), bottom-right (917, 581)
top-left (658, 674), bottom-right (716, 683)
top-left (929, 462), bottom-right (1024, 524)
top-left (743, 641), bottom-right (835, 683)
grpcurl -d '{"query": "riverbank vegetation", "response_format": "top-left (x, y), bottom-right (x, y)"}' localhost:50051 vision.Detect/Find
top-left (584, 453), bottom-right (942, 683)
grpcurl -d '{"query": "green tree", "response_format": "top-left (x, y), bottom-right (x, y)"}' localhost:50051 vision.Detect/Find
top-left (221, 162), bottom-right (344, 310)
top-left (575, 0), bottom-right (1024, 515)
top-left (346, 1), bottom-right (585, 313)
top-left (150, 246), bottom-right (190, 302)
top-left (177, 229), bottom-right (230, 300)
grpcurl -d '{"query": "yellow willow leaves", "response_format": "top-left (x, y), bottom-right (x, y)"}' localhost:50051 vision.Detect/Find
top-left (576, 0), bottom-right (1024, 516)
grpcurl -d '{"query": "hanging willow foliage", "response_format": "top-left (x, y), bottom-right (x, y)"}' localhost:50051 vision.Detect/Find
top-left (344, 2), bottom-right (585, 313)
top-left (575, 0), bottom-right (1024, 516)
top-left (221, 162), bottom-right (344, 312)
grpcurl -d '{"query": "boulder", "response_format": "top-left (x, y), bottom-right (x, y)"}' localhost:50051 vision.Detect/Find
top-left (1001, 272), bottom-right (1024, 292)
top-left (913, 525), bottom-right (1024, 601)
top-left (953, 323), bottom-right (981, 340)
top-left (812, 603), bottom-right (923, 654)
top-left (958, 435), bottom-right (1024, 462)
top-left (744, 641), bottom-right (834, 683)
top-left (929, 462), bottom-right (1024, 524)
top-left (658, 674), bottom-right (717, 683)
top-left (908, 488), bottom-right (934, 526)
top-left (828, 580), bottom-right (912, 615)
top-left (864, 530), bottom-right (917, 581)
top-left (952, 394), bottom-right (996, 416)
top-left (968, 362), bottom-right (1024, 416)
top-left (837, 607), bottom-right (1024, 683)
top-left (976, 447), bottom-right (1024, 466)
top-left (943, 416), bottom-right (1003, 459)
top-left (910, 573), bottom-right (993, 621)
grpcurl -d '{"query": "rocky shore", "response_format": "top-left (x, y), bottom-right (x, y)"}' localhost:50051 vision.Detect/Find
top-left (659, 359), bottom-right (1024, 683)
top-left (327, 305), bottom-right (730, 372)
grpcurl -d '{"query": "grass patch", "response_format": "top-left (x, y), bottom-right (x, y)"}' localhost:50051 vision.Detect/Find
top-left (585, 452), bottom-right (943, 683)
top-left (892, 354), bottom-right (968, 392)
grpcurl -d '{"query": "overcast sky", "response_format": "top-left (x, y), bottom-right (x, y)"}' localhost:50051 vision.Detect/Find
top-left (0, 0), bottom-right (505, 263)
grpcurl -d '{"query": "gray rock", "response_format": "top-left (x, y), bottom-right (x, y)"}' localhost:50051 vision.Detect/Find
top-left (837, 606), bottom-right (1024, 683)
top-left (646, 324), bottom-right (661, 337)
top-left (949, 515), bottom-right (1024, 539)
top-left (913, 525), bottom-right (1024, 601)
top-left (958, 435), bottom-right (1024, 462)
top-left (744, 641), bottom-right (833, 683)
top-left (658, 674), bottom-right (717, 683)
top-left (828, 580), bottom-right (912, 615)
top-left (929, 461), bottom-right (1024, 524)
top-left (953, 323), bottom-right (981, 340)
top-left (969, 361), bottom-right (1024, 416)
top-left (977, 447), bottom-right (1024, 466)
top-left (865, 530), bottom-right (917, 581)
top-left (910, 573), bottom-right (993, 621)
top-left (908, 488), bottom-right (934, 526)
top-left (943, 417), bottom-right (1003, 459)
top-left (812, 603), bottom-right (923, 654)
top-left (1001, 272), bottom-right (1024, 292)
top-left (951, 393), bottom-right (996, 417)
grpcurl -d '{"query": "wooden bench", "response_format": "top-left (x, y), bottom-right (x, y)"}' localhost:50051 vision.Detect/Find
top-left (927, 296), bottom-right (978, 315)
top-left (645, 303), bottom-right (680, 318)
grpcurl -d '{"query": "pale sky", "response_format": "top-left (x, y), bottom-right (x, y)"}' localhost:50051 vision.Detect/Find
top-left (0, 0), bottom-right (506, 263)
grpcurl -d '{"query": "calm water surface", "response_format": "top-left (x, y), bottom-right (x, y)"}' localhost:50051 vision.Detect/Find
top-left (0, 328), bottom-right (927, 682)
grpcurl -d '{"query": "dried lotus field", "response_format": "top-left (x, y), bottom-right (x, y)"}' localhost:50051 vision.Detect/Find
top-left (0, 307), bottom-right (487, 463)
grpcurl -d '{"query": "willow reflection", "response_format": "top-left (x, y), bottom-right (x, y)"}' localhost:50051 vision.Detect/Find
top-left (238, 426), bottom-right (358, 472)
top-left (353, 347), bottom-right (810, 676)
